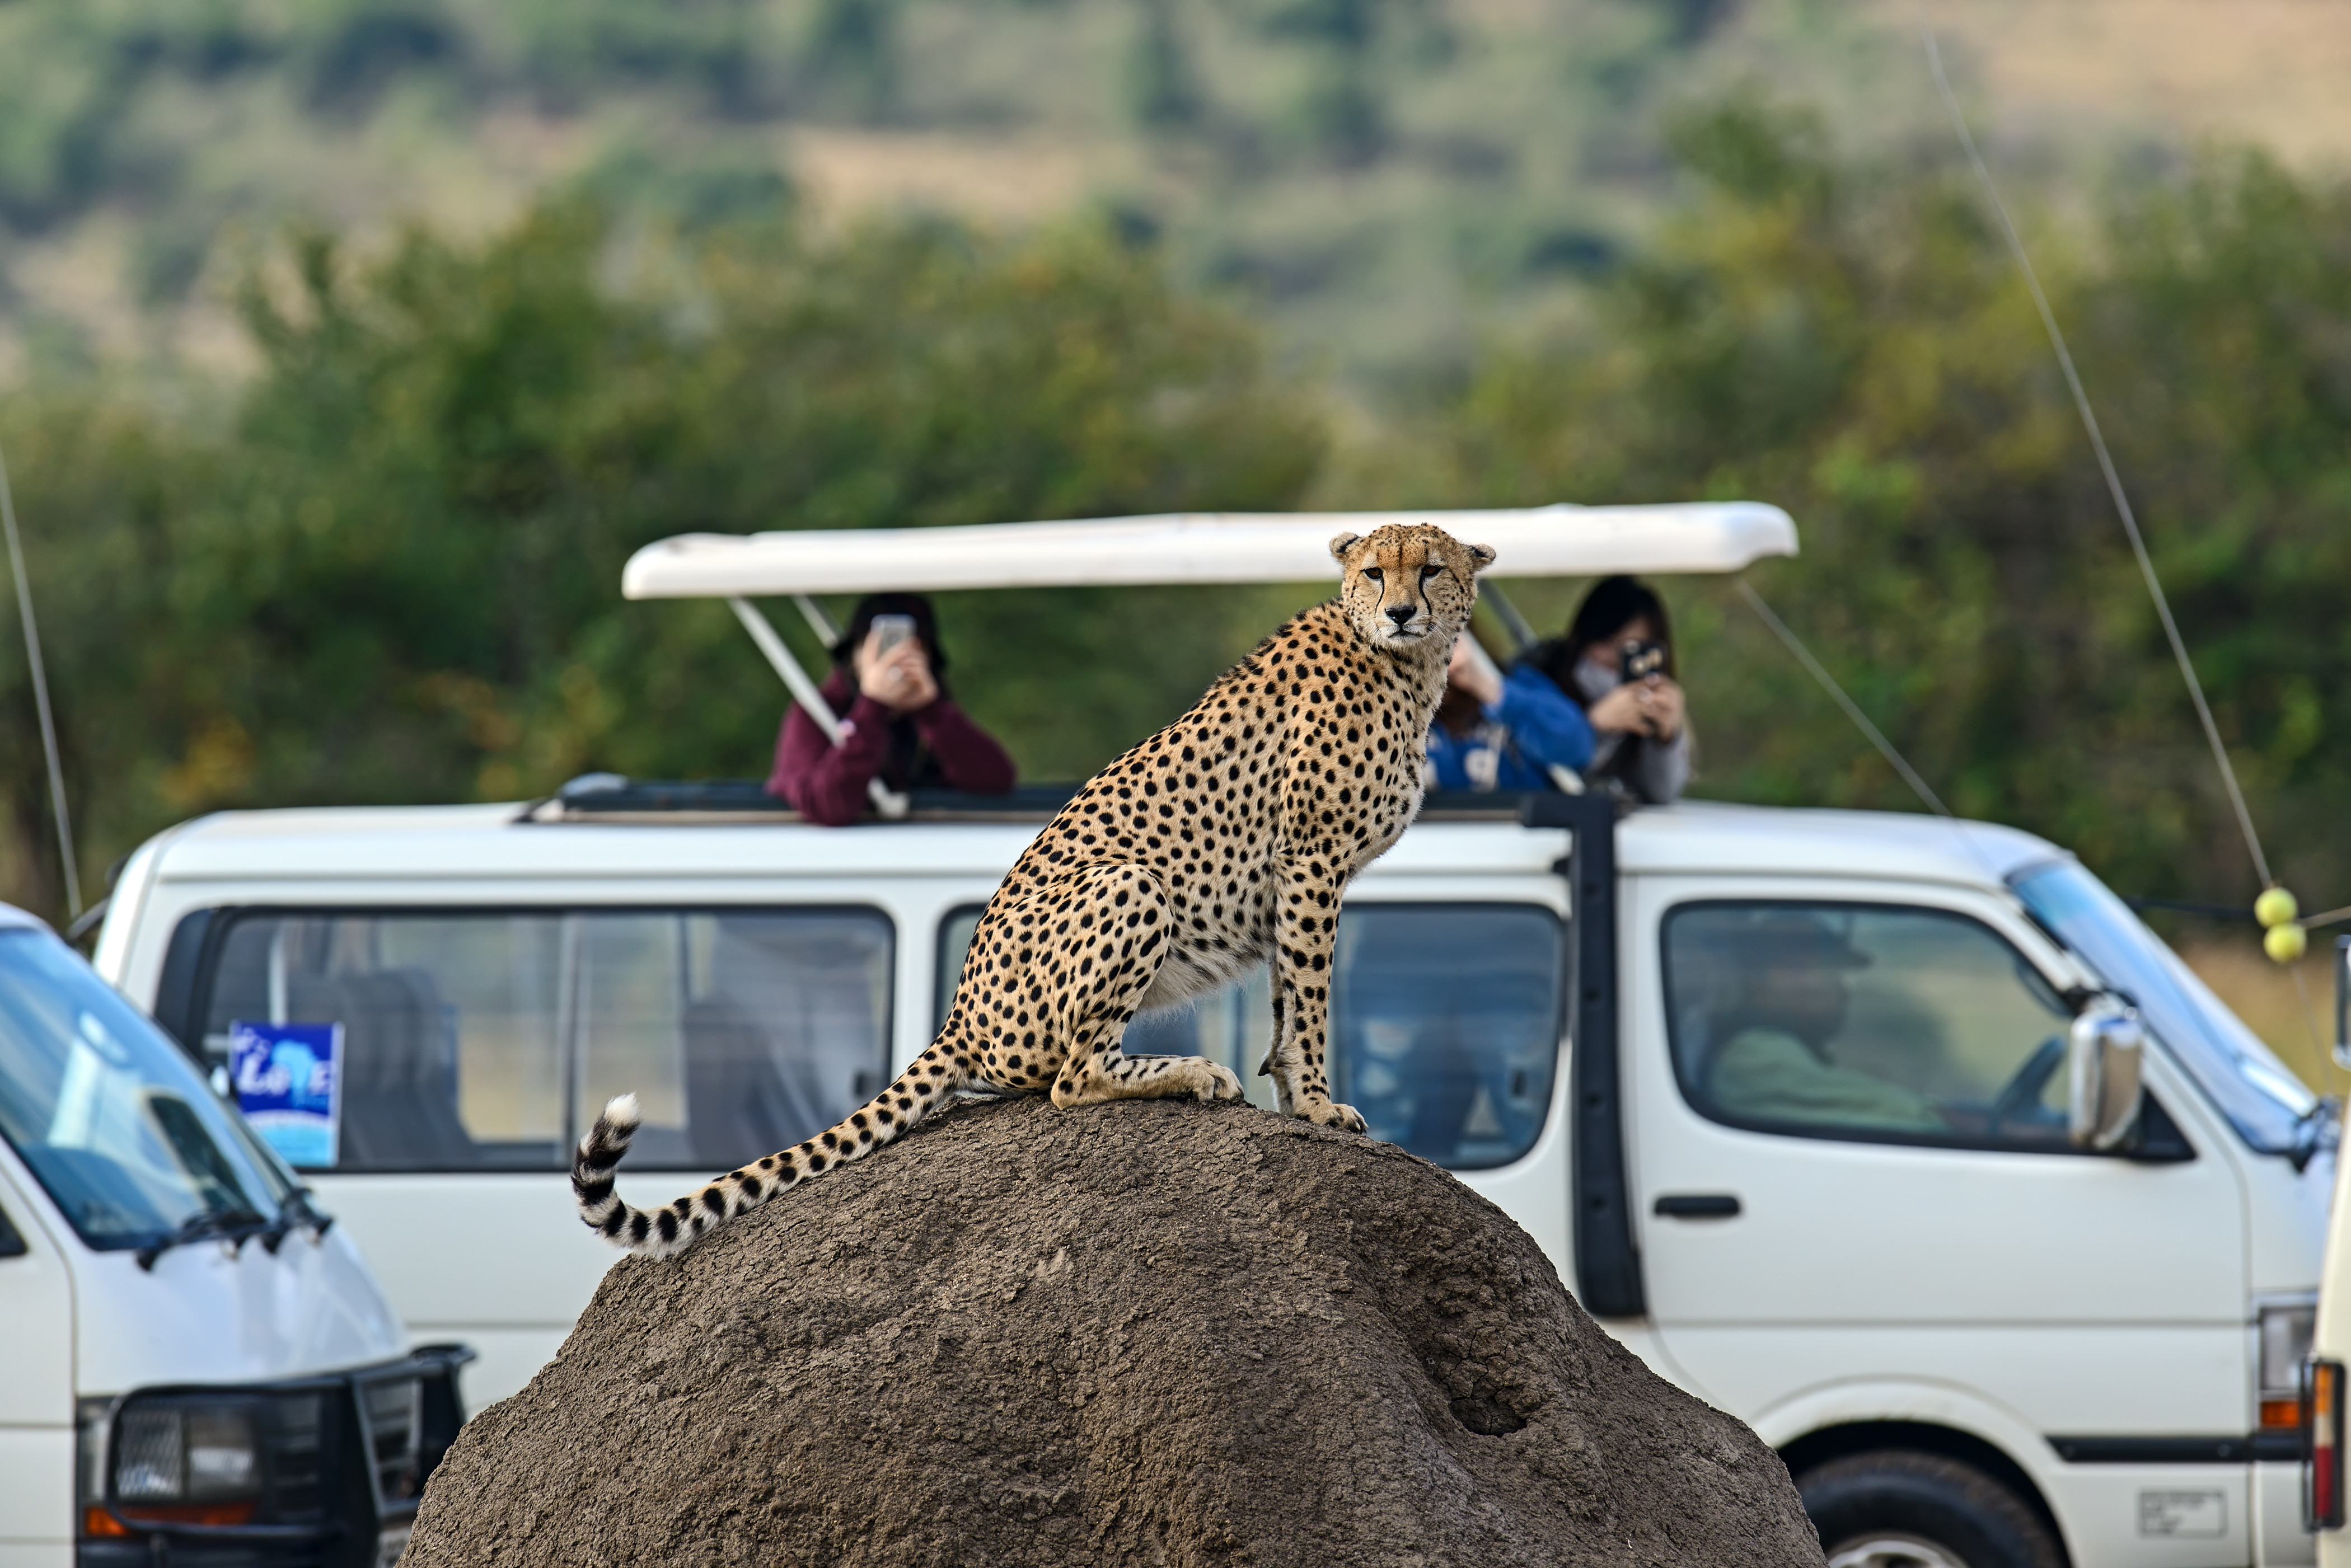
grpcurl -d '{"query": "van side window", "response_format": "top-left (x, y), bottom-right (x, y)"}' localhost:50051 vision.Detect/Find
top-left (195, 910), bottom-right (893, 1173)
top-left (1330, 905), bottom-right (1563, 1170)
top-left (936, 902), bottom-right (1563, 1171)
top-left (1662, 902), bottom-right (2080, 1152)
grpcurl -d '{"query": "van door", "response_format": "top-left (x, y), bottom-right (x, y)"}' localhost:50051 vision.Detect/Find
top-left (1627, 880), bottom-right (2249, 1529)
top-left (0, 1167), bottom-right (77, 1560)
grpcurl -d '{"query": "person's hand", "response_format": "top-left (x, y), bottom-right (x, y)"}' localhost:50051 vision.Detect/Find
top-left (1586, 682), bottom-right (1649, 735)
top-left (855, 633), bottom-right (938, 714)
top-left (1446, 635), bottom-right (1503, 707)
top-left (1640, 677), bottom-right (1686, 741)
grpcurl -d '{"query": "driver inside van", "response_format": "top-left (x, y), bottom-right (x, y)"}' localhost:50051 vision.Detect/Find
top-left (1703, 913), bottom-right (1946, 1134)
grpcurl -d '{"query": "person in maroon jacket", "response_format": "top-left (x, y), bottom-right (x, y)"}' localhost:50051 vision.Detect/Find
top-left (765, 593), bottom-right (1017, 825)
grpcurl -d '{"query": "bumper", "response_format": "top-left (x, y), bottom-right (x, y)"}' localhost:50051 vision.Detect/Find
top-left (79, 1344), bottom-right (471, 1568)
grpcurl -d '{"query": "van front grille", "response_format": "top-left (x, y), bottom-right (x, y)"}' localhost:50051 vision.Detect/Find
top-left (357, 1377), bottom-right (423, 1506)
top-left (265, 1391), bottom-right (328, 1521)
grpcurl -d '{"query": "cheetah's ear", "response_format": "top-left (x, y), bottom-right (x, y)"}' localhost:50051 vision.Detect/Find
top-left (1328, 532), bottom-right (1362, 564)
top-left (1466, 543), bottom-right (1497, 574)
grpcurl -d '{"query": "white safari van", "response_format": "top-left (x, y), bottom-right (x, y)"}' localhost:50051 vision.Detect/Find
top-left (93, 506), bottom-right (2336, 1568)
top-left (0, 902), bottom-right (468, 1568)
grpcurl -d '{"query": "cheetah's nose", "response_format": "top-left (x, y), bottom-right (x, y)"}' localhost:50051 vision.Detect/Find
top-left (1385, 603), bottom-right (1417, 627)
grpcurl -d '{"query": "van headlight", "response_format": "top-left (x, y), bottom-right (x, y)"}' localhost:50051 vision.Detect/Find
top-left (2261, 1299), bottom-right (2318, 1431)
top-left (118, 1404), bottom-right (257, 1499)
top-left (79, 1392), bottom-right (319, 1534)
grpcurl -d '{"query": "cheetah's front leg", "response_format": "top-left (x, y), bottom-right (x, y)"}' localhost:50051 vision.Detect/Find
top-left (1263, 854), bottom-right (1366, 1133)
top-left (1032, 865), bottom-right (1244, 1111)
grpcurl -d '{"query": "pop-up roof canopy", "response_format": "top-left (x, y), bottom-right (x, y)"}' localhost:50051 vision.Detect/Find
top-left (622, 502), bottom-right (1797, 819)
top-left (621, 503), bottom-right (1796, 600)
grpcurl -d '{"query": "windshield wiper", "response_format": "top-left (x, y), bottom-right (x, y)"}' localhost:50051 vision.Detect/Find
top-left (134, 1206), bottom-right (269, 1272)
top-left (256, 1186), bottom-right (335, 1254)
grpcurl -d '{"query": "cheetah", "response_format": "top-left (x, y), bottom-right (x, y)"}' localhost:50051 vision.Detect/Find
top-left (574, 522), bottom-right (1496, 1256)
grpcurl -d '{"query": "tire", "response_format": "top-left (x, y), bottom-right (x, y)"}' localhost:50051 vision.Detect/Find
top-left (1798, 1450), bottom-right (2064, 1568)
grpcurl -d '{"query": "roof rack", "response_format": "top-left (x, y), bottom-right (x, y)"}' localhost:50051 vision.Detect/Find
top-left (521, 776), bottom-right (1086, 825)
top-left (521, 776), bottom-right (1567, 826)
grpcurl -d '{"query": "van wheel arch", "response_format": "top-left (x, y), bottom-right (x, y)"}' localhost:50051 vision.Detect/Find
top-left (1779, 1421), bottom-right (2069, 1568)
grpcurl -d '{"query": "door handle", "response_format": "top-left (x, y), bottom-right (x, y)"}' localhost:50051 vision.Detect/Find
top-left (1652, 1193), bottom-right (1741, 1219)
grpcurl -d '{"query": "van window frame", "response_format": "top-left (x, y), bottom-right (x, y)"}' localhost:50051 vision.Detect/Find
top-left (165, 902), bottom-right (899, 1175)
top-left (934, 903), bottom-right (988, 1031)
top-left (1657, 895), bottom-right (2194, 1162)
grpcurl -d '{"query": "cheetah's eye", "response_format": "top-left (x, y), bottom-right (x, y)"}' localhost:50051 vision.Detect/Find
top-left (1419, 565), bottom-right (1443, 583)
top-left (1361, 567), bottom-right (1383, 584)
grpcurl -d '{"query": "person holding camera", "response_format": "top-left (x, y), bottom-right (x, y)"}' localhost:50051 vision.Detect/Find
top-left (1425, 630), bottom-right (1596, 793)
top-left (1523, 574), bottom-right (1691, 804)
top-left (765, 593), bottom-right (1017, 825)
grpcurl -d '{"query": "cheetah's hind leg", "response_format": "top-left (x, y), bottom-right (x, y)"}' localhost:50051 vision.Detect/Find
top-left (1025, 864), bottom-right (1244, 1110)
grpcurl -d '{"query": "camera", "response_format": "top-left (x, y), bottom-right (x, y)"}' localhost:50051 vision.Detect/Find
top-left (1619, 639), bottom-right (1667, 682)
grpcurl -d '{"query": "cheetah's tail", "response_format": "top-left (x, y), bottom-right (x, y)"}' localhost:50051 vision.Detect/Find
top-left (572, 1043), bottom-right (968, 1259)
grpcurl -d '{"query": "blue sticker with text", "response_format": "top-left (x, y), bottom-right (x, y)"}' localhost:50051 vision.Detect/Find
top-left (228, 1021), bottom-right (344, 1169)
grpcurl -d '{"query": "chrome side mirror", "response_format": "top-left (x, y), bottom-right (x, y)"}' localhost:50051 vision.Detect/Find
top-left (2068, 996), bottom-right (2145, 1151)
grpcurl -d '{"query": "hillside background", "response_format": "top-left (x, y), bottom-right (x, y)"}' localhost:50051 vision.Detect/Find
top-left (5, 0), bottom-right (2351, 1079)
top-left (11, 0), bottom-right (2351, 389)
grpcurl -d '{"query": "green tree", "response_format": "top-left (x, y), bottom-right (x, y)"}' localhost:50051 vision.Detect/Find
top-left (1402, 97), bottom-right (2351, 907)
top-left (0, 203), bottom-right (1325, 918)
top-left (1127, 0), bottom-right (1206, 133)
top-left (0, 395), bottom-right (208, 918)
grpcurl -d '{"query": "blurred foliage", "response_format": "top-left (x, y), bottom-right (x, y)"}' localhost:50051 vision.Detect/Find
top-left (1383, 97), bottom-right (2351, 908)
top-left (3, 97), bottom-right (2348, 970)
top-left (0, 0), bottom-right (1968, 386)
top-left (0, 206), bottom-right (1320, 913)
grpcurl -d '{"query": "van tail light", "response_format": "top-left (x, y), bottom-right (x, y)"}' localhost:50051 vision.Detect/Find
top-left (2305, 1357), bottom-right (2345, 1532)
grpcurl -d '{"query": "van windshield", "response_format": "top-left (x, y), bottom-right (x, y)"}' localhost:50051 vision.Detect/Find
top-left (0, 927), bottom-right (287, 1248)
top-left (2011, 860), bottom-right (2317, 1157)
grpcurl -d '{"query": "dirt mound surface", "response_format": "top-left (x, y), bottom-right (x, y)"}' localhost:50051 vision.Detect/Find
top-left (406, 1097), bottom-right (1819, 1567)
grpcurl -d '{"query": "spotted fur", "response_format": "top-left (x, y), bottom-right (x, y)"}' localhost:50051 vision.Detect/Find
top-left (574, 523), bottom-right (1496, 1256)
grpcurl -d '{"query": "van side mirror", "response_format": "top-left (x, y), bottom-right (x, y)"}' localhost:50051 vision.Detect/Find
top-left (2334, 936), bottom-right (2350, 1072)
top-left (2068, 997), bottom-right (2145, 1151)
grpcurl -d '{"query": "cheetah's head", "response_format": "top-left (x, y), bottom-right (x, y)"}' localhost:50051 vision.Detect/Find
top-left (1329, 524), bottom-right (1496, 656)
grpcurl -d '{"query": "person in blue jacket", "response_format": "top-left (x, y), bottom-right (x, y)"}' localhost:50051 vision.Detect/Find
top-left (1426, 575), bottom-right (1692, 802)
top-left (1423, 633), bottom-right (1595, 792)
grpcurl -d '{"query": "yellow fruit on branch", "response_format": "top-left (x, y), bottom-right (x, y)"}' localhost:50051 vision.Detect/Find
top-left (2256, 888), bottom-right (2300, 929)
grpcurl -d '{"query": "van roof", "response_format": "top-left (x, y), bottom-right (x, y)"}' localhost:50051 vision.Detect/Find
top-left (621, 503), bottom-right (1797, 599)
top-left (135, 795), bottom-right (2063, 893)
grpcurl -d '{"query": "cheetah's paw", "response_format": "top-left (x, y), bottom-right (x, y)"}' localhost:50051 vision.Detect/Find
top-left (1200, 1063), bottom-right (1246, 1102)
top-left (1303, 1099), bottom-right (1367, 1134)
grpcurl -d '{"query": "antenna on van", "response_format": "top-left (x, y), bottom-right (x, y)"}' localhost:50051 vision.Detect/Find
top-left (1917, 6), bottom-right (2284, 911)
top-left (1733, 579), bottom-right (1950, 820)
top-left (0, 437), bottom-right (81, 918)
top-left (1917, 6), bottom-right (2336, 1067)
